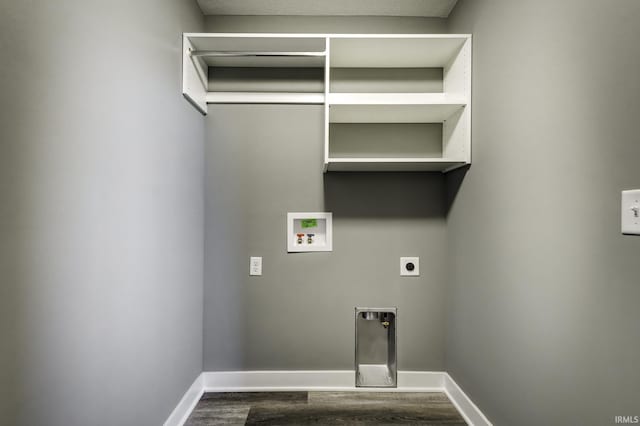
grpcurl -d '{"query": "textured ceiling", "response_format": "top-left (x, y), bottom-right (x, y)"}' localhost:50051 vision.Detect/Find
top-left (196, 0), bottom-right (459, 18)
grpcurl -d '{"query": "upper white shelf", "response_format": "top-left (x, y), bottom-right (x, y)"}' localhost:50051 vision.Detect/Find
top-left (186, 34), bottom-right (326, 68)
top-left (206, 92), bottom-right (325, 104)
top-left (330, 35), bottom-right (469, 68)
top-left (199, 55), bottom-right (325, 68)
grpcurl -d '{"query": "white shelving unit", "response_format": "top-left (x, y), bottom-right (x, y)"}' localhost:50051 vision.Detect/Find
top-left (325, 35), bottom-right (471, 173)
top-left (183, 33), bottom-right (472, 173)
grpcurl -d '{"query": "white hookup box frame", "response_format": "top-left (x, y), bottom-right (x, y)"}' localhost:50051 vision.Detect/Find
top-left (287, 212), bottom-right (333, 252)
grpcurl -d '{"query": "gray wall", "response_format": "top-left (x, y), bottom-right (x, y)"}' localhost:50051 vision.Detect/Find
top-left (203, 16), bottom-right (450, 372)
top-left (0, 1), bottom-right (204, 425)
top-left (446, 0), bottom-right (640, 424)
top-left (205, 15), bottom-right (447, 33)
top-left (204, 105), bottom-right (447, 370)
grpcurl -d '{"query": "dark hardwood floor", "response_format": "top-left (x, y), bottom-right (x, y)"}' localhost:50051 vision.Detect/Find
top-left (185, 391), bottom-right (467, 425)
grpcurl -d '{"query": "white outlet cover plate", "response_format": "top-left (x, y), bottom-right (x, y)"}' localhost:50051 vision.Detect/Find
top-left (400, 257), bottom-right (420, 276)
top-left (622, 190), bottom-right (640, 235)
top-left (250, 256), bottom-right (262, 276)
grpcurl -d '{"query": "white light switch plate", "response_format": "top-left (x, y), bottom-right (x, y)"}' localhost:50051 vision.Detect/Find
top-left (622, 190), bottom-right (640, 235)
top-left (250, 257), bottom-right (262, 276)
top-left (400, 257), bottom-right (420, 276)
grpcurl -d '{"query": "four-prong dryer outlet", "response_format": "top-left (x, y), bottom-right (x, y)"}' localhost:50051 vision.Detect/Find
top-left (400, 257), bottom-right (419, 276)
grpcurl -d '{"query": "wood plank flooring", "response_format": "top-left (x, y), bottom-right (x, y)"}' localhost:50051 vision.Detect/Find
top-left (185, 391), bottom-right (467, 425)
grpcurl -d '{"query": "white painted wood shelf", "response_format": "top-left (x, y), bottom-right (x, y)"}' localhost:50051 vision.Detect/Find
top-left (328, 93), bottom-right (466, 105)
top-left (183, 33), bottom-right (472, 173)
top-left (325, 158), bottom-right (466, 173)
top-left (206, 92), bottom-right (325, 104)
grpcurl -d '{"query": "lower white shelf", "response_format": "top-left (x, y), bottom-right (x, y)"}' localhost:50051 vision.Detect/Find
top-left (329, 103), bottom-right (465, 123)
top-left (328, 92), bottom-right (466, 106)
top-left (324, 158), bottom-right (468, 173)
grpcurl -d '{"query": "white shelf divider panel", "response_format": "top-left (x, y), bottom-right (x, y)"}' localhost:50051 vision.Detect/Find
top-left (323, 35), bottom-right (331, 176)
top-left (182, 36), bottom-right (208, 114)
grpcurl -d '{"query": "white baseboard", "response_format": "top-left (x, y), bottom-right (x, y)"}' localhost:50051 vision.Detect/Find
top-left (163, 373), bottom-right (204, 426)
top-left (444, 373), bottom-right (493, 426)
top-left (202, 370), bottom-right (445, 392)
top-left (165, 370), bottom-right (491, 426)
top-left (203, 370), bottom-right (354, 391)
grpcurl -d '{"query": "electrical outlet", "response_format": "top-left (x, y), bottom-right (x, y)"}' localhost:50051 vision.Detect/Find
top-left (622, 190), bottom-right (640, 235)
top-left (400, 257), bottom-right (419, 276)
top-left (250, 257), bottom-right (262, 276)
